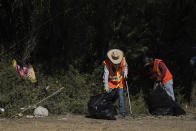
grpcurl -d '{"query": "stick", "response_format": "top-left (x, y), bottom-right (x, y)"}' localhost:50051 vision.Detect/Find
top-left (125, 80), bottom-right (133, 115)
top-left (10, 87), bottom-right (64, 118)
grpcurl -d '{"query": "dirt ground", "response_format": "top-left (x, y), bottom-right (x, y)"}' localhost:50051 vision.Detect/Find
top-left (0, 113), bottom-right (196, 131)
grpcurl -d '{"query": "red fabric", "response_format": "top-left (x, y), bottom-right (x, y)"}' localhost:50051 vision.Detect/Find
top-left (15, 64), bottom-right (30, 79)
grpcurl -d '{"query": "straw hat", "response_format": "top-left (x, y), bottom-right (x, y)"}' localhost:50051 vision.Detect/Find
top-left (107, 49), bottom-right (124, 64)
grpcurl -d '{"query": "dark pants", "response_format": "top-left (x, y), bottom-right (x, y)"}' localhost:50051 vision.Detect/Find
top-left (109, 87), bottom-right (125, 115)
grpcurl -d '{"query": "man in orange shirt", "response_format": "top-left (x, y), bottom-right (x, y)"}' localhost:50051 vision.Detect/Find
top-left (143, 57), bottom-right (175, 101)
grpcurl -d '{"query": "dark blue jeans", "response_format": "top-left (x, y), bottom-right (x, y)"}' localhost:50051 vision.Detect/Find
top-left (109, 87), bottom-right (125, 115)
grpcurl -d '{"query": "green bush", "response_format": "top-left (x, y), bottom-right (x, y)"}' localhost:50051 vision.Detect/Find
top-left (0, 60), bottom-right (36, 117)
top-left (0, 61), bottom-right (104, 117)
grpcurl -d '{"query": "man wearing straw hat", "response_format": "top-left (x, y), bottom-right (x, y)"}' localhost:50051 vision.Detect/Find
top-left (103, 49), bottom-right (128, 117)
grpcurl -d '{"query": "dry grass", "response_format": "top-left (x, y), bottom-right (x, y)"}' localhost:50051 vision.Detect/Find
top-left (0, 114), bottom-right (196, 131)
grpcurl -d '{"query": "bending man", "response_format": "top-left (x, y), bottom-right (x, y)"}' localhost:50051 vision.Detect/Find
top-left (143, 57), bottom-right (175, 101)
top-left (103, 49), bottom-right (128, 117)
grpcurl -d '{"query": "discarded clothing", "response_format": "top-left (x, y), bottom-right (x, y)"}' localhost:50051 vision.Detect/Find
top-left (88, 89), bottom-right (118, 120)
top-left (12, 59), bottom-right (37, 83)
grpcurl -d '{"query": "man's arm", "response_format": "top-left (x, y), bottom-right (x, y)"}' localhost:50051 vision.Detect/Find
top-left (124, 59), bottom-right (128, 78)
top-left (158, 62), bottom-right (167, 81)
top-left (103, 65), bottom-right (109, 88)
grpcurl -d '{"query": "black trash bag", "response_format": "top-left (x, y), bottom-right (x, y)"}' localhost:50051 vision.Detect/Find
top-left (88, 89), bottom-right (118, 120)
top-left (148, 86), bottom-right (186, 116)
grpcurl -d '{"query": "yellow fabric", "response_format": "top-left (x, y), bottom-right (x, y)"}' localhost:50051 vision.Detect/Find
top-left (12, 59), bottom-right (17, 68)
top-left (104, 86), bottom-right (110, 93)
top-left (28, 65), bottom-right (37, 83)
top-left (115, 65), bottom-right (120, 87)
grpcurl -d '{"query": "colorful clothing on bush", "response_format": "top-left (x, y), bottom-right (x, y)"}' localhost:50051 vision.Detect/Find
top-left (14, 65), bottom-right (30, 78)
top-left (13, 61), bottom-right (37, 83)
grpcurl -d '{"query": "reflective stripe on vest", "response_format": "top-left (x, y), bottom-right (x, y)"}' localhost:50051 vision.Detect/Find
top-left (152, 59), bottom-right (173, 84)
top-left (109, 62), bottom-right (123, 80)
top-left (103, 57), bottom-right (125, 88)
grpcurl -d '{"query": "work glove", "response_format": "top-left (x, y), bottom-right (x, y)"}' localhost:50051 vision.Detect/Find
top-left (154, 81), bottom-right (163, 89)
top-left (104, 86), bottom-right (110, 93)
top-left (124, 73), bottom-right (128, 80)
top-left (155, 78), bottom-right (161, 83)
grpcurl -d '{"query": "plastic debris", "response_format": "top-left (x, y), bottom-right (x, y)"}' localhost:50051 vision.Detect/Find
top-left (58, 117), bottom-right (67, 121)
top-left (34, 106), bottom-right (48, 117)
top-left (26, 115), bottom-right (34, 119)
top-left (0, 108), bottom-right (5, 113)
top-left (18, 113), bottom-right (23, 117)
top-left (46, 86), bottom-right (50, 90)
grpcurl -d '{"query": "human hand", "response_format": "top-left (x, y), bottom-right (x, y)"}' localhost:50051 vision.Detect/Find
top-left (124, 74), bottom-right (128, 80)
top-left (156, 77), bottom-right (161, 83)
top-left (155, 80), bottom-right (162, 87)
top-left (104, 86), bottom-right (110, 93)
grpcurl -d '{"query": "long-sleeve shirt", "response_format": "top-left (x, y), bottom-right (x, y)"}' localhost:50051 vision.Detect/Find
top-left (103, 60), bottom-right (128, 88)
top-left (155, 61), bottom-right (167, 81)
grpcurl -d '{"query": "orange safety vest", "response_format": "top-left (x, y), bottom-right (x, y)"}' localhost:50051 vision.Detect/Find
top-left (152, 59), bottom-right (172, 84)
top-left (103, 57), bottom-right (125, 88)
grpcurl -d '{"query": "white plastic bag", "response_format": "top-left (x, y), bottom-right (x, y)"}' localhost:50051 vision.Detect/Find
top-left (34, 106), bottom-right (48, 117)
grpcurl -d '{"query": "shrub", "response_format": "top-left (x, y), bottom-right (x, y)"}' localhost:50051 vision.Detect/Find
top-left (0, 60), bottom-right (36, 117)
top-left (0, 62), bottom-right (103, 117)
